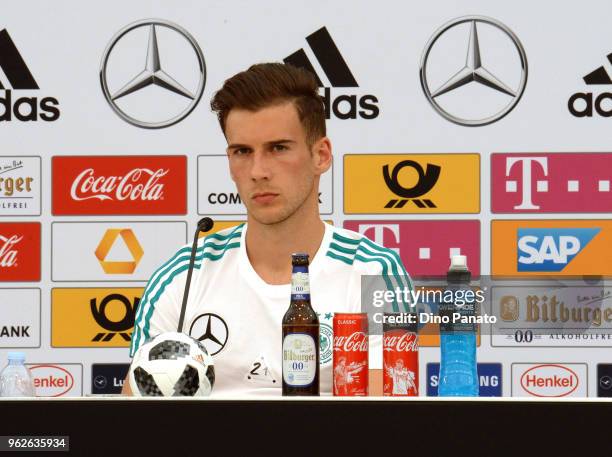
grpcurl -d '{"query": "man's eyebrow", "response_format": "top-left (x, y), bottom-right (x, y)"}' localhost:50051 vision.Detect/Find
top-left (263, 139), bottom-right (296, 146)
top-left (226, 143), bottom-right (250, 150)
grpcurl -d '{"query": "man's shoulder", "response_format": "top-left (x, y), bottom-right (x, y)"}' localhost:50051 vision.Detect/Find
top-left (155, 223), bottom-right (245, 279)
top-left (325, 225), bottom-right (407, 276)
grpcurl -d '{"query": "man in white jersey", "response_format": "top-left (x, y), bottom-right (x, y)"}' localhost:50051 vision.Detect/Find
top-left (124, 63), bottom-right (411, 396)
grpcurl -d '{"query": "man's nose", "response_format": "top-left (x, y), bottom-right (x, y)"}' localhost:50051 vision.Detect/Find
top-left (250, 150), bottom-right (271, 181)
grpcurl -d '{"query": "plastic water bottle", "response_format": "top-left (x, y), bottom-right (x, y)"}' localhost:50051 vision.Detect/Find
top-left (438, 255), bottom-right (478, 397)
top-left (0, 352), bottom-right (35, 397)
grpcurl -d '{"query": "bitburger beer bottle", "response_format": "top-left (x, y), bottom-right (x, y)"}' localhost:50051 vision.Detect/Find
top-left (282, 253), bottom-right (320, 396)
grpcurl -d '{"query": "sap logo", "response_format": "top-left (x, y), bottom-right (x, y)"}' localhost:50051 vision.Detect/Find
top-left (517, 228), bottom-right (600, 272)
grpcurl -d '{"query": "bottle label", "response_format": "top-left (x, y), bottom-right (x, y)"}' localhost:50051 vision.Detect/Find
top-left (282, 333), bottom-right (317, 386)
top-left (439, 285), bottom-right (476, 333)
top-left (290, 267), bottom-right (310, 300)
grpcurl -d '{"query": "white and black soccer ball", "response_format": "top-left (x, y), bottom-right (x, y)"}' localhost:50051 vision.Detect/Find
top-left (129, 332), bottom-right (215, 397)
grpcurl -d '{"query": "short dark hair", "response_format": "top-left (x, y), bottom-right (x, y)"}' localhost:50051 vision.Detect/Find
top-left (210, 63), bottom-right (326, 145)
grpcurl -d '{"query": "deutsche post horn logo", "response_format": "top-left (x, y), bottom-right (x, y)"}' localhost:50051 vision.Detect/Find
top-left (382, 160), bottom-right (441, 209)
top-left (90, 293), bottom-right (138, 342)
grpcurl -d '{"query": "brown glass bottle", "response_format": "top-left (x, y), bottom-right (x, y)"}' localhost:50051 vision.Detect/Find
top-left (282, 253), bottom-right (320, 396)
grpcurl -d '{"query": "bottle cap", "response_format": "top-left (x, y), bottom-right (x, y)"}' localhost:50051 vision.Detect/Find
top-left (7, 352), bottom-right (25, 362)
top-left (449, 254), bottom-right (468, 271)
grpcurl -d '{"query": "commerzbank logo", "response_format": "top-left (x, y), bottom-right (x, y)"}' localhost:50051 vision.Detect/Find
top-left (95, 228), bottom-right (144, 274)
top-left (344, 154), bottom-right (479, 213)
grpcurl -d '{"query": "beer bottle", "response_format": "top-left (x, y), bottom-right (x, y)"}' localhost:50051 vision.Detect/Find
top-left (282, 253), bottom-right (320, 396)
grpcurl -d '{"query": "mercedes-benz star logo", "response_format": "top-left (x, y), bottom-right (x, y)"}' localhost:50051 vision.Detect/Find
top-left (189, 313), bottom-right (229, 356)
top-left (420, 16), bottom-right (528, 126)
top-left (100, 19), bottom-right (206, 129)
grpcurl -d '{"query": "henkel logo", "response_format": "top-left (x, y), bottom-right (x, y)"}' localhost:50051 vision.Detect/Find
top-left (0, 157), bottom-right (41, 215)
top-left (344, 154), bottom-right (479, 213)
top-left (52, 156), bottom-right (186, 215)
top-left (568, 53), bottom-right (612, 117)
top-left (334, 331), bottom-right (368, 352)
top-left (344, 220), bottom-right (480, 277)
top-left (27, 364), bottom-right (83, 397)
top-left (383, 332), bottom-right (418, 352)
top-left (51, 221), bottom-right (186, 281)
top-left (492, 153), bottom-right (612, 212)
top-left (284, 26), bottom-right (378, 120)
top-left (492, 220), bottom-right (612, 276)
top-left (0, 29), bottom-right (60, 122)
top-left (0, 222), bottom-right (40, 281)
top-left (198, 155), bottom-right (332, 215)
top-left (52, 288), bottom-right (142, 347)
top-left (513, 364), bottom-right (585, 397)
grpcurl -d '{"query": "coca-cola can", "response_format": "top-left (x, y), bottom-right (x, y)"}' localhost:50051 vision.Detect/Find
top-left (383, 313), bottom-right (418, 396)
top-left (333, 313), bottom-right (368, 396)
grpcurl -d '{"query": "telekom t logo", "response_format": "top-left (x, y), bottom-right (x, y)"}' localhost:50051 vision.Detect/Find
top-left (493, 153), bottom-right (612, 213)
top-left (357, 224), bottom-right (400, 255)
top-left (505, 157), bottom-right (548, 210)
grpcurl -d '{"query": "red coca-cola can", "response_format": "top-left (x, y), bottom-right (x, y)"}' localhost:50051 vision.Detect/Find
top-left (383, 314), bottom-right (419, 396)
top-left (333, 313), bottom-right (368, 396)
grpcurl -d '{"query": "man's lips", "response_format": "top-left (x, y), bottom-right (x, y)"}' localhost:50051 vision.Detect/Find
top-left (252, 192), bottom-right (279, 204)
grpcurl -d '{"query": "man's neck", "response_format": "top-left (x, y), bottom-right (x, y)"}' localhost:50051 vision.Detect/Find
top-left (245, 212), bottom-right (325, 286)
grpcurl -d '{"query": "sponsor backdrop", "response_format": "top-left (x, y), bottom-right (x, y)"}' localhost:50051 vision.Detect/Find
top-left (0, 0), bottom-right (611, 397)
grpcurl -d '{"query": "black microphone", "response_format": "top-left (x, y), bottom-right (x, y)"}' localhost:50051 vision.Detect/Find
top-left (177, 217), bottom-right (214, 333)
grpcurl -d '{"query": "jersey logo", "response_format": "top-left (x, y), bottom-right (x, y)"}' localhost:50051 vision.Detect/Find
top-left (188, 313), bottom-right (229, 356)
top-left (517, 228), bottom-right (600, 272)
top-left (317, 312), bottom-right (334, 365)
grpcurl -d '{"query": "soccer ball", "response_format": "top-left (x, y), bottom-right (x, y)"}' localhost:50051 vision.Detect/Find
top-left (128, 332), bottom-right (215, 397)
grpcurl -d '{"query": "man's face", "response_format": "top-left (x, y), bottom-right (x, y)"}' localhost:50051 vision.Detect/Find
top-left (225, 102), bottom-right (330, 225)
top-left (395, 359), bottom-right (404, 369)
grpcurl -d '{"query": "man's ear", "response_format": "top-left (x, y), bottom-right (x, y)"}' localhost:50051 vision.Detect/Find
top-left (312, 136), bottom-right (332, 175)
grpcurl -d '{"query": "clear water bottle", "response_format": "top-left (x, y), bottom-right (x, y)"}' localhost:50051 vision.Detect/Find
top-left (0, 352), bottom-right (35, 397)
top-left (438, 255), bottom-right (478, 397)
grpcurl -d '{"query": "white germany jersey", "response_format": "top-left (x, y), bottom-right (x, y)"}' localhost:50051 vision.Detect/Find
top-left (130, 222), bottom-right (411, 397)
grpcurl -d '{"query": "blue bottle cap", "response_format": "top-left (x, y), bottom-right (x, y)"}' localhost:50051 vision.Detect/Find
top-left (7, 352), bottom-right (25, 362)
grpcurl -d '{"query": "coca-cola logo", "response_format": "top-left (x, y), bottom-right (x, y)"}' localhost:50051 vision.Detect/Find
top-left (70, 168), bottom-right (167, 202)
top-left (0, 234), bottom-right (22, 267)
top-left (383, 332), bottom-right (418, 352)
top-left (334, 331), bottom-right (368, 352)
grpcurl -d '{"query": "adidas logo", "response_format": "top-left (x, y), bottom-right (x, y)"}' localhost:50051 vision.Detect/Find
top-left (0, 28), bottom-right (60, 122)
top-left (284, 27), bottom-right (379, 120)
top-left (568, 52), bottom-right (612, 117)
